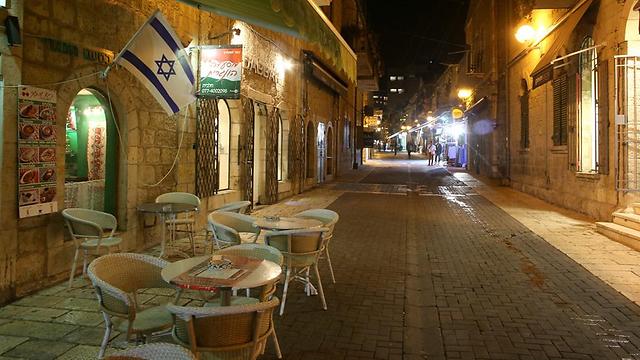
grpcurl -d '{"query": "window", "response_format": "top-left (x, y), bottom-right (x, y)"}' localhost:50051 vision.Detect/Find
top-left (390, 88), bottom-right (398, 93)
top-left (277, 113), bottom-right (283, 181)
top-left (397, 76), bottom-right (404, 80)
top-left (520, 79), bottom-right (530, 148)
top-left (218, 100), bottom-right (231, 189)
top-left (390, 76), bottom-right (397, 81)
top-left (552, 74), bottom-right (568, 146)
top-left (398, 89), bottom-right (405, 94)
top-left (577, 37), bottom-right (598, 172)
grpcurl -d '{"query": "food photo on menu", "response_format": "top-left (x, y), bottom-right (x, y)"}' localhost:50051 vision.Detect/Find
top-left (19, 102), bottom-right (40, 119)
top-left (19, 168), bottom-right (39, 185)
top-left (39, 187), bottom-right (56, 203)
top-left (39, 147), bottom-right (56, 163)
top-left (18, 147), bottom-right (39, 164)
top-left (39, 125), bottom-right (56, 141)
top-left (19, 124), bottom-right (39, 141)
top-left (40, 168), bottom-right (56, 183)
top-left (39, 105), bottom-right (56, 122)
top-left (19, 189), bottom-right (39, 206)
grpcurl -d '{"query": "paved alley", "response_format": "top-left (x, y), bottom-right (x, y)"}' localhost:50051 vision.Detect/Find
top-left (1, 153), bottom-right (640, 359)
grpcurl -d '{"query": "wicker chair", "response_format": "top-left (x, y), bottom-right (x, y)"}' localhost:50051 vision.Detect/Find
top-left (293, 209), bottom-right (339, 283)
top-left (167, 298), bottom-right (282, 360)
top-left (207, 211), bottom-right (261, 250)
top-left (106, 343), bottom-right (196, 359)
top-left (87, 253), bottom-right (177, 359)
top-left (264, 228), bottom-right (329, 315)
top-left (62, 208), bottom-right (123, 289)
top-left (215, 244), bottom-right (284, 302)
top-left (214, 200), bottom-right (252, 214)
top-left (155, 192), bottom-right (201, 256)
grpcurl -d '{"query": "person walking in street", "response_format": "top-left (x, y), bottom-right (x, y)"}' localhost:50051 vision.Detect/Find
top-left (427, 141), bottom-right (436, 165)
top-left (394, 143), bottom-right (398, 156)
top-left (435, 141), bottom-right (442, 165)
top-left (407, 143), bottom-right (412, 159)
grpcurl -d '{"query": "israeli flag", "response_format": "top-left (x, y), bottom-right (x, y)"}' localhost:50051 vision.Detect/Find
top-left (114, 10), bottom-right (195, 115)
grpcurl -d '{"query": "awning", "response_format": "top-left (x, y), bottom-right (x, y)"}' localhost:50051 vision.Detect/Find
top-left (530, 0), bottom-right (594, 88)
top-left (178, 0), bottom-right (357, 82)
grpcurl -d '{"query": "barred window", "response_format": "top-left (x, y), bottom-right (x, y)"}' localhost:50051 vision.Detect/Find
top-left (577, 37), bottom-right (598, 173)
top-left (520, 79), bottom-right (530, 149)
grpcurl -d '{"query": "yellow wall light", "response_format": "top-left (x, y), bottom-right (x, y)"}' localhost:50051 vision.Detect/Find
top-left (457, 88), bottom-right (472, 99)
top-left (515, 24), bottom-right (536, 43)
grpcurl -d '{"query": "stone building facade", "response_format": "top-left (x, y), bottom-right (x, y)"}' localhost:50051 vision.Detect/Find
top-left (432, 0), bottom-right (640, 223)
top-left (0, 0), bottom-right (363, 304)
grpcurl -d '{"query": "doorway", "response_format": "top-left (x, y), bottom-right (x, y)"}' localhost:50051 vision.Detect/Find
top-left (317, 122), bottom-right (325, 184)
top-left (253, 102), bottom-right (267, 204)
top-left (64, 88), bottom-right (117, 214)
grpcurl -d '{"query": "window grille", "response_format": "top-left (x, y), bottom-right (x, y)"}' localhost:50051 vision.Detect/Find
top-left (195, 98), bottom-right (219, 198)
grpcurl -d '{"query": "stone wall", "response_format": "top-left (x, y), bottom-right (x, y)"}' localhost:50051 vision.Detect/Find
top-left (0, 0), bottom-right (356, 304)
top-left (506, 0), bottom-right (632, 220)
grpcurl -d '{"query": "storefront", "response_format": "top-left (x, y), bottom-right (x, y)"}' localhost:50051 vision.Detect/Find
top-left (0, 0), bottom-right (357, 304)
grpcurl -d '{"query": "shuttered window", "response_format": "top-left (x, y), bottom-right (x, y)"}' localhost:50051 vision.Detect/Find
top-left (553, 74), bottom-right (568, 146)
top-left (520, 79), bottom-right (530, 149)
top-left (597, 59), bottom-right (609, 174)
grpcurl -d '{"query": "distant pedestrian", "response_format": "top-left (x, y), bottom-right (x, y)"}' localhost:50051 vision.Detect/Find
top-left (394, 143), bottom-right (398, 156)
top-left (407, 144), bottom-right (412, 159)
top-left (427, 141), bottom-right (436, 165)
top-left (435, 142), bottom-right (442, 165)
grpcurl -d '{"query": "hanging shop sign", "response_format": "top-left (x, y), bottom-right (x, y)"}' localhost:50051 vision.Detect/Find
top-left (452, 108), bottom-right (464, 120)
top-left (199, 45), bottom-right (242, 98)
top-left (17, 86), bottom-right (58, 218)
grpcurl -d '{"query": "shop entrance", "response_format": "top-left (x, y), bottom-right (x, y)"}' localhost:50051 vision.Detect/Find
top-left (253, 102), bottom-right (267, 204)
top-left (64, 88), bottom-right (117, 214)
top-left (317, 122), bottom-right (326, 184)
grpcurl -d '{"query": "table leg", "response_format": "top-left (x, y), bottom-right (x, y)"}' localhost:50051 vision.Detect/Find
top-left (159, 213), bottom-right (167, 258)
top-left (220, 289), bottom-right (231, 306)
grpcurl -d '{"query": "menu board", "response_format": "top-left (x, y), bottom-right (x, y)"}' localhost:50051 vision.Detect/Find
top-left (17, 86), bottom-right (58, 218)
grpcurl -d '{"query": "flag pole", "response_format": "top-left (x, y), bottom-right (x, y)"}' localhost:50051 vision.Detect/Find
top-left (101, 9), bottom-right (161, 79)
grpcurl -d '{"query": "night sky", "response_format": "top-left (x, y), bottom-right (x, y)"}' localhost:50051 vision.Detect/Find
top-left (366, 0), bottom-right (470, 82)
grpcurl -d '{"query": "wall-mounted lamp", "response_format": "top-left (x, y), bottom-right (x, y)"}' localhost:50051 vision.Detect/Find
top-left (457, 88), bottom-right (472, 100)
top-left (515, 24), bottom-right (536, 44)
top-left (209, 28), bottom-right (241, 40)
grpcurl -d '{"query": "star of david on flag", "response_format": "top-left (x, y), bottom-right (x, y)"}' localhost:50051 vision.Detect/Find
top-left (113, 10), bottom-right (195, 115)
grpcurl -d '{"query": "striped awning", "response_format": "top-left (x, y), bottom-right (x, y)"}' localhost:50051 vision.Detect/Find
top-left (178, 0), bottom-right (357, 82)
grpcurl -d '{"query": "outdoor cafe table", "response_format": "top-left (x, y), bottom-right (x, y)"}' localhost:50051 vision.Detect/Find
top-left (161, 255), bottom-right (282, 306)
top-left (253, 216), bottom-right (323, 231)
top-left (137, 202), bottom-right (198, 258)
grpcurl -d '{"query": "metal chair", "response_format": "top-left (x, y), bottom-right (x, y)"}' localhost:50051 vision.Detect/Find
top-left (207, 211), bottom-right (261, 250)
top-left (293, 209), bottom-right (339, 283)
top-left (88, 253), bottom-right (178, 359)
top-left (62, 208), bottom-right (122, 289)
top-left (214, 200), bottom-right (252, 214)
top-left (155, 192), bottom-right (200, 256)
top-left (264, 228), bottom-right (330, 315)
top-left (168, 298), bottom-right (282, 359)
top-left (105, 342), bottom-right (196, 359)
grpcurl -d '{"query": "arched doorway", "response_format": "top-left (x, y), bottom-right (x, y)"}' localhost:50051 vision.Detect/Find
top-left (64, 88), bottom-right (117, 214)
top-left (305, 121), bottom-right (315, 179)
top-left (317, 122), bottom-right (326, 184)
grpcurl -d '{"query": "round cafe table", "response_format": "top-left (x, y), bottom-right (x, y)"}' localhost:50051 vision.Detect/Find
top-left (137, 202), bottom-right (198, 258)
top-left (161, 255), bottom-right (282, 306)
top-left (253, 216), bottom-right (323, 231)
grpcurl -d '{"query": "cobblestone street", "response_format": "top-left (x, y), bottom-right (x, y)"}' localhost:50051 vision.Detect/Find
top-left (1, 153), bottom-right (640, 359)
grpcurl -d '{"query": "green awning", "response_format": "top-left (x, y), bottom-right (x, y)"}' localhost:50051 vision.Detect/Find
top-left (179, 0), bottom-right (357, 82)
